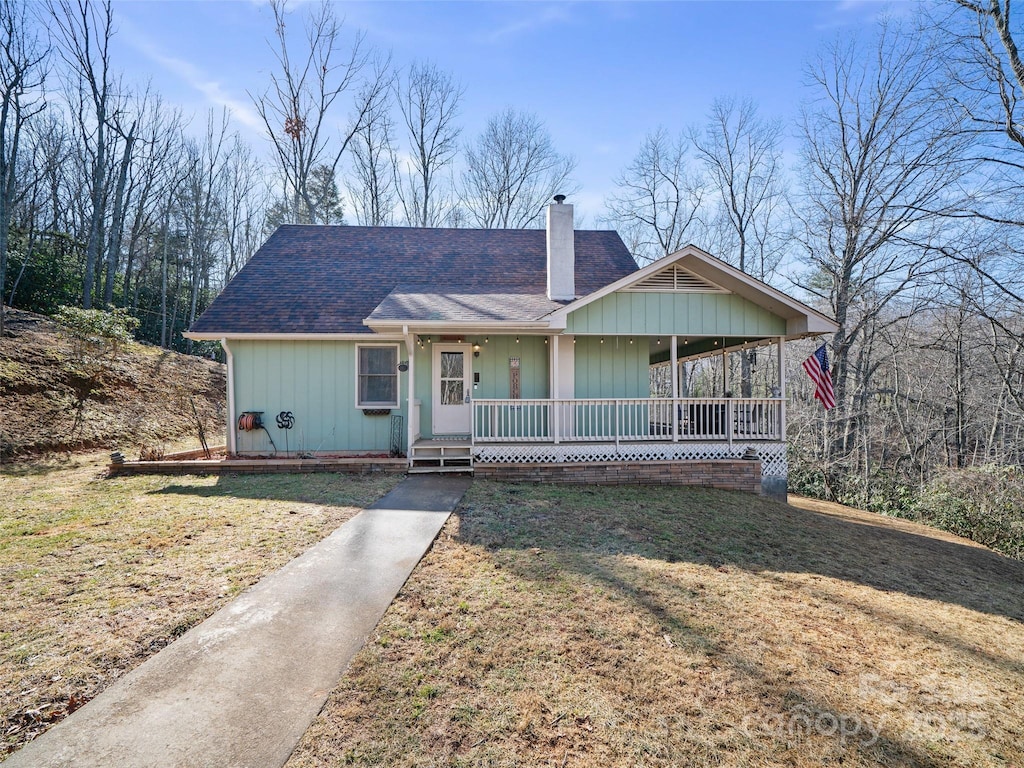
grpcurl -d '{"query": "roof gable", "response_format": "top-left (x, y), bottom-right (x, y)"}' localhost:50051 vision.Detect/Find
top-left (548, 245), bottom-right (838, 338)
top-left (622, 263), bottom-right (727, 293)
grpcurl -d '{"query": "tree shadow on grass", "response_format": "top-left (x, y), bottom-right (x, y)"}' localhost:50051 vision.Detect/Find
top-left (451, 482), bottom-right (1023, 766)
top-left (457, 483), bottom-right (1024, 623)
top-left (574, 554), bottom-right (976, 768)
top-left (146, 472), bottom-right (399, 509)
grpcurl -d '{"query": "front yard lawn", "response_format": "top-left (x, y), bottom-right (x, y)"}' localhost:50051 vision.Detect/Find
top-left (0, 453), bottom-right (398, 757)
top-left (286, 482), bottom-right (1024, 768)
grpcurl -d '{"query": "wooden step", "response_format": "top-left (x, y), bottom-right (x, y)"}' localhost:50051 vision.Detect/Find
top-left (408, 466), bottom-right (474, 475)
top-left (410, 439), bottom-right (474, 470)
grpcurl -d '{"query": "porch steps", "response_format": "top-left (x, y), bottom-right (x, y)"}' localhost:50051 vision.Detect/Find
top-left (408, 466), bottom-right (474, 475)
top-left (410, 439), bottom-right (474, 473)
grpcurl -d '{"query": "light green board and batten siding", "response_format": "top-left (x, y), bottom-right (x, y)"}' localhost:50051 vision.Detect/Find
top-left (231, 339), bottom-right (407, 455)
top-left (564, 291), bottom-right (787, 337)
top-left (572, 336), bottom-right (649, 398)
top-left (413, 335), bottom-right (548, 438)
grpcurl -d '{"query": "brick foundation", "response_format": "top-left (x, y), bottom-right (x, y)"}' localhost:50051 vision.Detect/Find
top-left (474, 459), bottom-right (761, 494)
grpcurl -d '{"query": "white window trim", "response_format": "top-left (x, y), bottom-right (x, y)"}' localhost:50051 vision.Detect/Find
top-left (355, 343), bottom-right (401, 408)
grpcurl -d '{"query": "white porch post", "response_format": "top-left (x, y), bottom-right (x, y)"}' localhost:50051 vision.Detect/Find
top-left (778, 335), bottom-right (786, 440)
top-left (404, 329), bottom-right (415, 466)
top-left (670, 335), bottom-right (678, 442)
top-left (550, 335), bottom-right (560, 444)
top-left (553, 333), bottom-right (575, 440)
top-left (722, 344), bottom-right (728, 395)
top-left (550, 334), bottom-right (559, 396)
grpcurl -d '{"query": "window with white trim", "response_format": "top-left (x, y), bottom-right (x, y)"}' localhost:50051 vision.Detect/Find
top-left (356, 345), bottom-right (399, 407)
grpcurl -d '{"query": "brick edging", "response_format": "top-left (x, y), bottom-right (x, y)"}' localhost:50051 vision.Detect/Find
top-left (109, 458), bottom-right (408, 476)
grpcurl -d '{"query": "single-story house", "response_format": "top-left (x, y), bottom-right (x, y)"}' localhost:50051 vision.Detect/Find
top-left (185, 198), bottom-right (837, 496)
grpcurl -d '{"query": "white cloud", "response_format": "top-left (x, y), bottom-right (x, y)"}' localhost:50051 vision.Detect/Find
top-left (479, 4), bottom-right (575, 44)
top-left (116, 15), bottom-right (264, 132)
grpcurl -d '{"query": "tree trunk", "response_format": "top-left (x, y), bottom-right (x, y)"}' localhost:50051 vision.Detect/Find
top-left (103, 130), bottom-right (136, 306)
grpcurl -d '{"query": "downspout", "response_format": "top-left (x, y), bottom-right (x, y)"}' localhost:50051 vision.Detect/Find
top-left (222, 338), bottom-right (237, 455)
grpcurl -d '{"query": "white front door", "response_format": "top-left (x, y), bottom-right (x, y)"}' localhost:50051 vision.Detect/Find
top-left (432, 343), bottom-right (472, 435)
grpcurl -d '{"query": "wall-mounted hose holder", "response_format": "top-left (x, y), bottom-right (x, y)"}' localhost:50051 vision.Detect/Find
top-left (238, 411), bottom-right (263, 431)
top-left (237, 411), bottom-right (277, 454)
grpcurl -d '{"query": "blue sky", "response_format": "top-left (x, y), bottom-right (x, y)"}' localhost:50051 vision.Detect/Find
top-left (110, 0), bottom-right (897, 223)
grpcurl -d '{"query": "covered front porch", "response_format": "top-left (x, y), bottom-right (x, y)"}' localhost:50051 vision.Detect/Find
top-left (406, 332), bottom-right (792, 492)
top-left (393, 246), bottom-right (837, 496)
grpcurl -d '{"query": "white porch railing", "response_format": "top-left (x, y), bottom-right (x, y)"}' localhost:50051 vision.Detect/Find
top-left (472, 398), bottom-right (782, 444)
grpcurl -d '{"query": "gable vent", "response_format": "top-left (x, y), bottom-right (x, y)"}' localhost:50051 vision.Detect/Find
top-left (625, 264), bottom-right (728, 293)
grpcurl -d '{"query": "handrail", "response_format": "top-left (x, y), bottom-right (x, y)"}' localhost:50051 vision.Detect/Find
top-left (472, 397), bottom-right (783, 443)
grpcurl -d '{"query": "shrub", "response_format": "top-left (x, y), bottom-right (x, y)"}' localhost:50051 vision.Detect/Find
top-left (913, 466), bottom-right (1024, 560)
top-left (54, 305), bottom-right (140, 358)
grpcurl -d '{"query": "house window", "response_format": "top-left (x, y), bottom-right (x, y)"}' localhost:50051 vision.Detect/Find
top-left (356, 345), bottom-right (399, 407)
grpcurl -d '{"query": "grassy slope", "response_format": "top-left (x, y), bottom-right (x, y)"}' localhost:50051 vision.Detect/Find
top-left (0, 453), bottom-right (400, 757)
top-left (287, 482), bottom-right (1024, 768)
top-left (0, 308), bottom-right (225, 459)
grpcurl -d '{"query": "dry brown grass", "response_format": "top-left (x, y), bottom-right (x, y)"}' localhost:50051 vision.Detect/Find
top-left (287, 484), bottom-right (1024, 768)
top-left (0, 453), bottom-right (399, 757)
top-left (0, 307), bottom-right (225, 459)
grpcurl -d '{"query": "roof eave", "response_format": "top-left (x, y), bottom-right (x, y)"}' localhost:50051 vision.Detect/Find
top-left (364, 319), bottom-right (553, 333)
top-left (183, 331), bottom-right (405, 341)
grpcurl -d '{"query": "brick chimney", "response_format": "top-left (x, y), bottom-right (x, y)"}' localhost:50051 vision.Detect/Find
top-left (546, 195), bottom-right (575, 301)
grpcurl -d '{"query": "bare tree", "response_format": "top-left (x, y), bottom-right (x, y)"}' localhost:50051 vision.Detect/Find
top-left (251, 0), bottom-right (386, 225)
top-left (347, 72), bottom-right (398, 226)
top-left (101, 89), bottom-right (151, 307)
top-left (395, 61), bottom-right (463, 227)
top-left (121, 95), bottom-right (186, 307)
top-left (796, 21), bottom-right (970, 463)
top-left (220, 135), bottom-right (266, 282)
top-left (178, 110), bottom-right (231, 351)
top-left (602, 128), bottom-right (706, 264)
top-left (461, 108), bottom-right (577, 229)
top-left (49, 0), bottom-right (124, 309)
top-left (0, 0), bottom-right (48, 335)
top-left (930, 1), bottom-right (1024, 366)
top-left (691, 97), bottom-right (786, 281)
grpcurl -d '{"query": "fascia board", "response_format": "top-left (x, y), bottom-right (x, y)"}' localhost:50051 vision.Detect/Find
top-left (363, 319), bottom-right (552, 332)
top-left (183, 332), bottom-right (406, 341)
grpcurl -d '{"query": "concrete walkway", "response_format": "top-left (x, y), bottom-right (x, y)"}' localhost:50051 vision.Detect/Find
top-left (3, 474), bottom-right (472, 768)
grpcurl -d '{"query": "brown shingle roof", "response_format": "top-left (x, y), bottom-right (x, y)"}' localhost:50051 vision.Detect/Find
top-left (188, 225), bottom-right (637, 335)
top-left (366, 287), bottom-right (565, 324)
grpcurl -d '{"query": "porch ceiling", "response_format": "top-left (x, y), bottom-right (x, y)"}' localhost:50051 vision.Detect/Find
top-left (648, 335), bottom-right (781, 363)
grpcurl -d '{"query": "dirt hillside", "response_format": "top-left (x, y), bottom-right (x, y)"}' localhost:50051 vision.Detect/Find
top-left (0, 307), bottom-right (225, 460)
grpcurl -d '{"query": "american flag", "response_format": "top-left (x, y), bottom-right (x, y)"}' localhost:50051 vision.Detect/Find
top-left (802, 344), bottom-right (836, 410)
